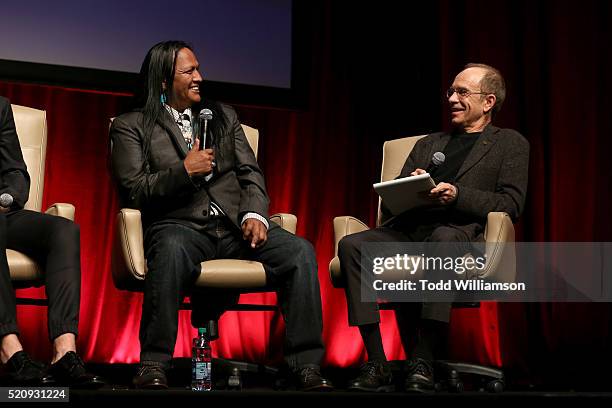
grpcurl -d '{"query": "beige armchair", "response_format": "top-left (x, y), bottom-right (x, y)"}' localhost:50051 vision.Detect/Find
top-left (8, 104), bottom-right (75, 291)
top-left (329, 135), bottom-right (516, 289)
top-left (329, 135), bottom-right (512, 392)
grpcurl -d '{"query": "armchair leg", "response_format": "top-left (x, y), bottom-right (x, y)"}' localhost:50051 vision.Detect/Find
top-left (213, 357), bottom-right (279, 390)
top-left (434, 360), bottom-right (505, 393)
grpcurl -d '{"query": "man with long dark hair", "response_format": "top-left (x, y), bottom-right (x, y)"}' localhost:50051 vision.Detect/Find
top-left (0, 96), bottom-right (103, 388)
top-left (110, 41), bottom-right (331, 391)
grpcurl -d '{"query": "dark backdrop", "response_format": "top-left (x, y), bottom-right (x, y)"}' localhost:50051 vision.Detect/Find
top-left (2, 0), bottom-right (611, 388)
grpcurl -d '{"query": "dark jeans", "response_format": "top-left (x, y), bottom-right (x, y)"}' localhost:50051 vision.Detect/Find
top-left (0, 210), bottom-right (81, 341)
top-left (338, 223), bottom-right (472, 326)
top-left (140, 218), bottom-right (325, 370)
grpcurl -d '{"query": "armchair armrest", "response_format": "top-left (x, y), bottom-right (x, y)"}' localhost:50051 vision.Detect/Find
top-left (478, 211), bottom-right (516, 282)
top-left (111, 208), bottom-right (147, 290)
top-left (270, 213), bottom-right (297, 234)
top-left (484, 212), bottom-right (515, 243)
top-left (329, 216), bottom-right (370, 288)
top-left (44, 203), bottom-right (75, 221)
top-left (332, 216), bottom-right (369, 256)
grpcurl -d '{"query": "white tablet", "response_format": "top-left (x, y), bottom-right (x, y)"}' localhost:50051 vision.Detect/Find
top-left (373, 173), bottom-right (437, 215)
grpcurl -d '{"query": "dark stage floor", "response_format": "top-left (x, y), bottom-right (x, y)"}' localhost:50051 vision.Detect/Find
top-left (4, 359), bottom-right (612, 403)
top-left (68, 388), bottom-right (612, 404)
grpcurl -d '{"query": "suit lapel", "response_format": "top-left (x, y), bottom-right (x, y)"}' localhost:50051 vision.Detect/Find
top-left (455, 125), bottom-right (499, 180)
top-left (158, 109), bottom-right (189, 158)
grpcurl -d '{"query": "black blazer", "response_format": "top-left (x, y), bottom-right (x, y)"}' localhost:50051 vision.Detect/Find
top-left (387, 125), bottom-right (530, 240)
top-left (110, 103), bottom-right (269, 232)
top-left (0, 97), bottom-right (30, 210)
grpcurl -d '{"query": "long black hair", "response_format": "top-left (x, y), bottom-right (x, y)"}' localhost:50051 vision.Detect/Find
top-left (135, 40), bottom-right (227, 161)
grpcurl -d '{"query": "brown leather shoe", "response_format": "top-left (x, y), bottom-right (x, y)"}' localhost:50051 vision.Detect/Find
top-left (132, 363), bottom-right (168, 390)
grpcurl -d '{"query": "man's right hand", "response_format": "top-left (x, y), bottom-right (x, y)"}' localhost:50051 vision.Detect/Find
top-left (184, 138), bottom-right (215, 176)
top-left (410, 168), bottom-right (427, 176)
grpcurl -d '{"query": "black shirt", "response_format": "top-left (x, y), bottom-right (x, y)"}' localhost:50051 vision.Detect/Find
top-left (430, 132), bottom-right (481, 183)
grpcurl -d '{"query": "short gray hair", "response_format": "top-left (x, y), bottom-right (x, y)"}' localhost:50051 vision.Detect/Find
top-left (465, 63), bottom-right (506, 116)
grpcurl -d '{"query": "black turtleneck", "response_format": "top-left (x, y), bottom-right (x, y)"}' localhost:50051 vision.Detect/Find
top-left (430, 132), bottom-right (481, 183)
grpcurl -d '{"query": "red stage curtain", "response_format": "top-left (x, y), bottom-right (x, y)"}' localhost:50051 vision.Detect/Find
top-left (2, 1), bottom-right (611, 384)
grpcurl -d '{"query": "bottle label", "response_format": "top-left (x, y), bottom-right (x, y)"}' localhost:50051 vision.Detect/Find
top-left (194, 362), bottom-right (210, 380)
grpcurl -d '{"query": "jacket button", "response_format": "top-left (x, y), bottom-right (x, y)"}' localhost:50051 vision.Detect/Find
top-left (202, 209), bottom-right (208, 216)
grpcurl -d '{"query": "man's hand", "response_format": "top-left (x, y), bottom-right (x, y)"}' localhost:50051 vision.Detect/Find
top-left (429, 182), bottom-right (458, 205)
top-left (410, 168), bottom-right (427, 176)
top-left (0, 207), bottom-right (9, 214)
top-left (242, 218), bottom-right (268, 249)
top-left (184, 138), bottom-right (215, 176)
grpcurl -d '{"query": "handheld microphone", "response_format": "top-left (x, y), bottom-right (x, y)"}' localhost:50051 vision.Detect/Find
top-left (427, 151), bottom-right (445, 173)
top-left (0, 193), bottom-right (14, 208)
top-left (198, 109), bottom-right (213, 150)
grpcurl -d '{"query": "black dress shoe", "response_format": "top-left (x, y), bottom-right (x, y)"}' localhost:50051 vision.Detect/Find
top-left (348, 360), bottom-right (394, 392)
top-left (5, 351), bottom-right (49, 386)
top-left (48, 351), bottom-right (105, 389)
top-left (133, 364), bottom-right (168, 390)
top-left (294, 367), bottom-right (334, 392)
top-left (404, 358), bottom-right (434, 393)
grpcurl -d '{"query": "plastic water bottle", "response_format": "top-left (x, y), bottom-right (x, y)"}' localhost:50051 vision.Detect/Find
top-left (191, 327), bottom-right (212, 391)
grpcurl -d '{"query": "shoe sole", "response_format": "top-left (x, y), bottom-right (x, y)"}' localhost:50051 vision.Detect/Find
top-left (348, 385), bottom-right (395, 393)
top-left (7, 379), bottom-right (50, 387)
top-left (66, 379), bottom-right (106, 390)
top-left (134, 380), bottom-right (168, 390)
top-left (405, 383), bottom-right (434, 393)
top-left (301, 384), bottom-right (335, 392)
top-left (137, 384), bottom-right (168, 390)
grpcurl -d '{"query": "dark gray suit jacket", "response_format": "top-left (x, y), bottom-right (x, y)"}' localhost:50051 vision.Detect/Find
top-left (387, 124), bottom-right (530, 240)
top-left (0, 97), bottom-right (30, 210)
top-left (110, 103), bottom-right (269, 232)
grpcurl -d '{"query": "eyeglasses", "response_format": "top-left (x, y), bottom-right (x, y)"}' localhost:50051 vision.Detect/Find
top-left (446, 87), bottom-right (489, 99)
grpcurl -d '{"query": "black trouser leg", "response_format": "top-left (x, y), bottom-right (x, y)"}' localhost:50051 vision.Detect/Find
top-left (189, 222), bottom-right (242, 328)
top-left (4, 210), bottom-right (81, 341)
top-left (141, 223), bottom-right (216, 366)
top-left (0, 213), bottom-right (19, 339)
top-left (420, 225), bottom-right (472, 323)
top-left (338, 226), bottom-right (411, 326)
top-left (249, 225), bottom-right (325, 369)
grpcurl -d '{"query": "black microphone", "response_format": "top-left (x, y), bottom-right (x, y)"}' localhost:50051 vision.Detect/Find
top-left (426, 151), bottom-right (446, 174)
top-left (0, 193), bottom-right (13, 208)
top-left (198, 109), bottom-right (213, 150)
